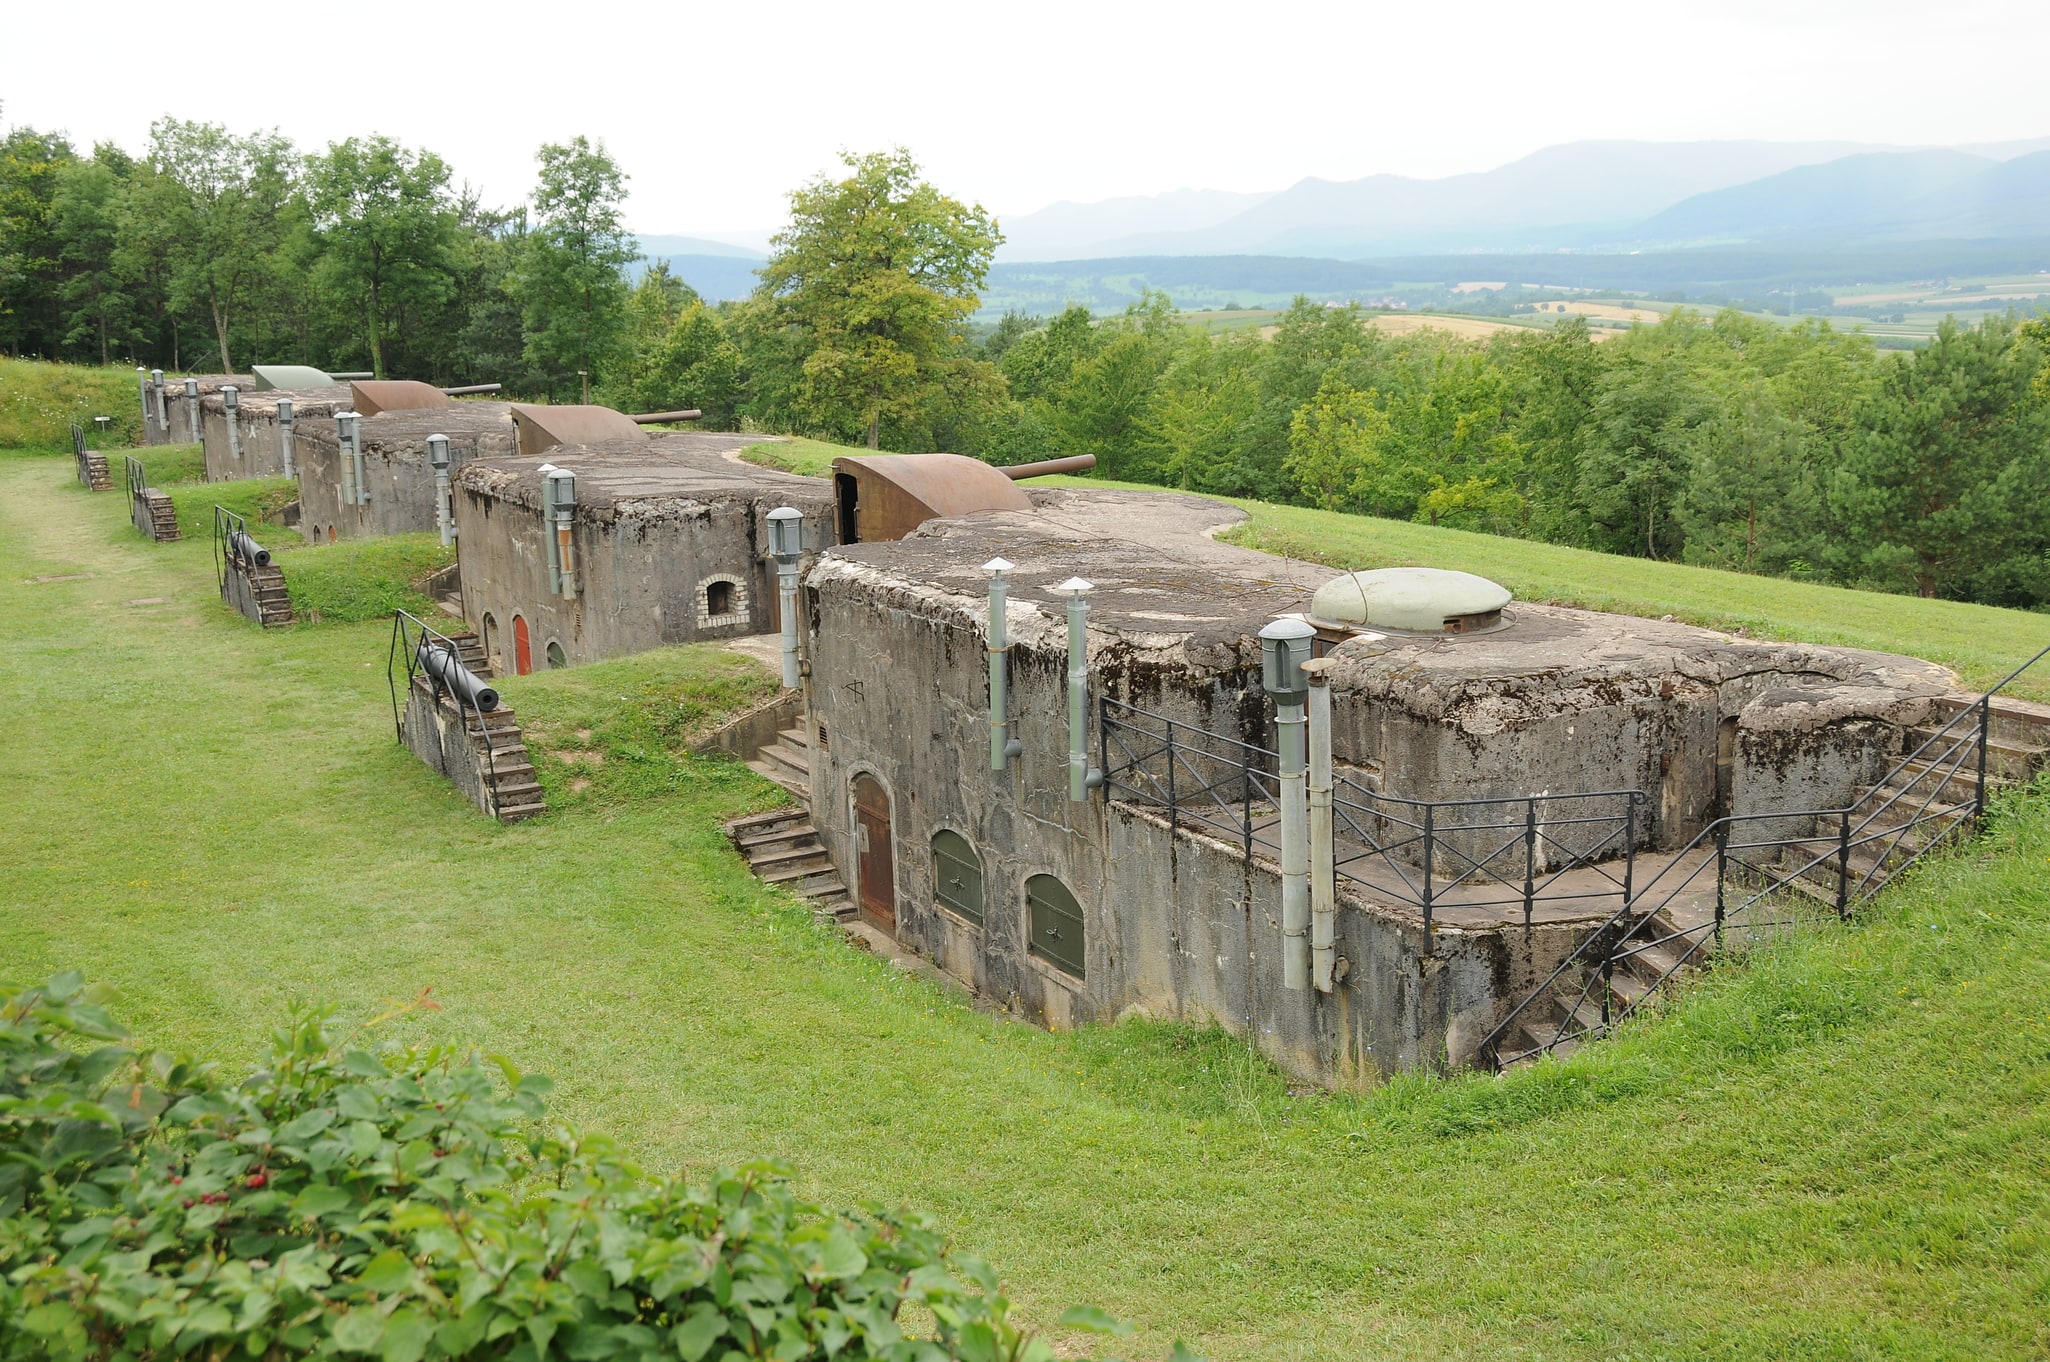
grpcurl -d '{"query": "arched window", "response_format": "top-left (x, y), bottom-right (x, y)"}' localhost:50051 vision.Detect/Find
top-left (931, 830), bottom-right (983, 927)
top-left (545, 640), bottom-right (567, 669)
top-left (1026, 874), bottom-right (1084, 979)
top-left (707, 579), bottom-right (734, 616)
top-left (697, 573), bottom-right (749, 627)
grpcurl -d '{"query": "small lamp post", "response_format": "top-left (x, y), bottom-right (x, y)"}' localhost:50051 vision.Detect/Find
top-left (767, 506), bottom-right (804, 689)
top-left (1260, 617), bottom-right (1317, 991)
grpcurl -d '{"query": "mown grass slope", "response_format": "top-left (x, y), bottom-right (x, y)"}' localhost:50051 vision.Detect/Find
top-left (5, 448), bottom-right (2049, 1359)
top-left (0, 357), bottom-right (147, 450)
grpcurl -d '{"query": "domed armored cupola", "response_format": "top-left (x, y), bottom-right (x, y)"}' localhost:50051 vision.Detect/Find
top-left (1307, 567), bottom-right (1513, 635)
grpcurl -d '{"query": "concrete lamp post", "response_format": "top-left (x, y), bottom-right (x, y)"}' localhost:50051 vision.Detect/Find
top-left (1058, 577), bottom-right (1105, 802)
top-left (1260, 616), bottom-right (1317, 991)
top-left (767, 507), bottom-right (804, 689)
top-left (427, 434), bottom-right (454, 546)
top-left (984, 557), bottom-right (1023, 771)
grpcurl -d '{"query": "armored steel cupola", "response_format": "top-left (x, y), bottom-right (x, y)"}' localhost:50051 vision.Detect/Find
top-left (1307, 567), bottom-right (1512, 635)
top-left (1259, 616), bottom-right (1316, 702)
top-left (767, 505), bottom-right (803, 560)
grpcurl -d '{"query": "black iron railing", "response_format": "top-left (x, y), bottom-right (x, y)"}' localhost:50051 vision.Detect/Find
top-left (1101, 696), bottom-right (1646, 935)
top-left (1475, 642), bottom-right (2050, 1070)
top-left (123, 454), bottom-right (148, 504)
top-left (211, 505), bottom-right (251, 593)
top-left (71, 423), bottom-right (88, 485)
top-left (387, 609), bottom-right (504, 813)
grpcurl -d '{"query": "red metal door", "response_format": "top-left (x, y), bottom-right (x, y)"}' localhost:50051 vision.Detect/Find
top-left (513, 615), bottom-right (532, 675)
top-left (853, 774), bottom-right (895, 934)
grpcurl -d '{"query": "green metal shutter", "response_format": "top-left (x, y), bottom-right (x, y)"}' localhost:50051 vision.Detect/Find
top-left (932, 830), bottom-right (984, 926)
top-left (1026, 874), bottom-right (1085, 978)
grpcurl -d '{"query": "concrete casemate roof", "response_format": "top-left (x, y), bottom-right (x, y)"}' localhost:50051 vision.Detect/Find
top-left (165, 374), bottom-right (252, 394)
top-left (200, 384), bottom-right (351, 417)
top-left (456, 435), bottom-right (832, 515)
top-left (299, 402), bottom-right (514, 448)
top-left (809, 485), bottom-right (1962, 716)
top-left (252, 364), bottom-right (333, 390)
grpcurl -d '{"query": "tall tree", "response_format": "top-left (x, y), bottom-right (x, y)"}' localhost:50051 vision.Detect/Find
top-left (128, 118), bottom-right (296, 372)
top-left (304, 136), bottom-right (460, 379)
top-left (50, 146), bottom-right (134, 365)
top-left (0, 120), bottom-right (74, 357)
top-left (516, 136), bottom-right (636, 399)
top-left (1831, 317), bottom-right (2050, 603)
top-left (748, 148), bottom-right (999, 449)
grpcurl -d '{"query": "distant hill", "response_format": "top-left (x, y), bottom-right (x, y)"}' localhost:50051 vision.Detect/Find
top-left (635, 234), bottom-right (766, 260)
top-left (994, 140), bottom-right (1884, 260)
top-left (997, 188), bottom-right (1276, 260)
top-left (637, 253), bottom-right (761, 303)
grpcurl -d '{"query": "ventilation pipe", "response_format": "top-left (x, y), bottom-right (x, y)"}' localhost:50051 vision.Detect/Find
top-left (136, 368), bottom-right (148, 431)
top-left (542, 466), bottom-right (577, 598)
top-left (222, 384), bottom-right (242, 463)
top-left (1302, 657), bottom-right (1338, 993)
top-left (1261, 617), bottom-right (1316, 991)
top-left (336, 410), bottom-right (364, 507)
top-left (1058, 577), bottom-right (1105, 802)
top-left (183, 378), bottom-right (201, 444)
top-left (984, 557), bottom-right (1023, 770)
top-left (767, 507), bottom-right (804, 689)
top-left (427, 433), bottom-right (454, 546)
top-left (277, 397), bottom-right (296, 477)
top-left (151, 370), bottom-right (168, 432)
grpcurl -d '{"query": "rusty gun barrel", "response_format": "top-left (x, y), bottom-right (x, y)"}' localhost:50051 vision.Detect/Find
top-left (442, 383), bottom-right (502, 396)
top-left (1000, 454), bottom-right (1097, 480)
top-left (630, 409), bottom-right (703, 424)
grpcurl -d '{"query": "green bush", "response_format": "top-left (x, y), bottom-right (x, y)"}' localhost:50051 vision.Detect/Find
top-left (0, 974), bottom-right (1145, 1361)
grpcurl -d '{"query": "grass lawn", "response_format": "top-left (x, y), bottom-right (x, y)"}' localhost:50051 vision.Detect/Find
top-left (5, 447), bottom-right (2050, 1358)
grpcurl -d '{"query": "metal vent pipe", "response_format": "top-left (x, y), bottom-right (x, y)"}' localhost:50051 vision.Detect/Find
top-left (543, 467), bottom-right (577, 598)
top-left (277, 398), bottom-right (296, 477)
top-left (222, 385), bottom-right (242, 463)
top-left (136, 368), bottom-right (148, 430)
top-left (1059, 578), bottom-right (1105, 801)
top-left (336, 411), bottom-right (363, 507)
top-left (151, 370), bottom-right (168, 431)
top-left (768, 507), bottom-right (804, 689)
top-left (183, 377), bottom-right (200, 444)
top-left (427, 434), bottom-right (453, 546)
top-left (1302, 656), bottom-right (1338, 992)
top-left (984, 558), bottom-right (1023, 770)
top-left (1261, 617), bottom-right (1316, 991)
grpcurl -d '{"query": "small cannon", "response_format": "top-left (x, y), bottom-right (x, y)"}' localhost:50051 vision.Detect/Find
top-left (417, 642), bottom-right (500, 712)
top-left (228, 529), bottom-right (271, 567)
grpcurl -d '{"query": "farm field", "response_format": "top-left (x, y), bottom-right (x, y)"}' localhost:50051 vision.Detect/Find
top-left (7, 442), bottom-right (2050, 1358)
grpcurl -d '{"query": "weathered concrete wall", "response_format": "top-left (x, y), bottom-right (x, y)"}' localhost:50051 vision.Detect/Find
top-left (451, 442), bottom-right (836, 669)
top-left (201, 386), bottom-right (352, 482)
top-left (403, 679), bottom-right (494, 816)
top-left (298, 405), bottom-right (514, 542)
top-left (220, 558), bottom-right (265, 624)
top-left (696, 689), bottom-right (806, 762)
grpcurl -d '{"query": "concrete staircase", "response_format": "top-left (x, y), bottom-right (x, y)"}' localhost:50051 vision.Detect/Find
top-left (469, 704), bottom-right (545, 825)
top-left (725, 806), bottom-right (854, 920)
top-left (1492, 915), bottom-right (1688, 1067)
top-left (747, 723), bottom-right (813, 797)
top-left (135, 489), bottom-right (180, 542)
top-left (247, 563), bottom-right (294, 628)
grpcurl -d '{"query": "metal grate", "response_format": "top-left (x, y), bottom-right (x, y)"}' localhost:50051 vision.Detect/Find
top-left (932, 830), bottom-right (984, 927)
top-left (1026, 874), bottom-right (1085, 978)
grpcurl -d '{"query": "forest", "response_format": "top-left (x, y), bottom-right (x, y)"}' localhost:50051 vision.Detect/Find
top-left (3, 116), bottom-right (2047, 608)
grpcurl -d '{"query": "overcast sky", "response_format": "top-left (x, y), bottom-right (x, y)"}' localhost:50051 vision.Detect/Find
top-left (6, 0), bottom-right (2045, 242)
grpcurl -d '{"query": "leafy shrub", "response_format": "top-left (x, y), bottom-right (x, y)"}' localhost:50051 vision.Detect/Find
top-left (2, 974), bottom-right (1135, 1361)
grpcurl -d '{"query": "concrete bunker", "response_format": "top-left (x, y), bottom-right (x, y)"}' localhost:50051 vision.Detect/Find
top-left (296, 402), bottom-right (517, 542)
top-left (452, 434), bottom-right (837, 671)
top-left (794, 485), bottom-right (1973, 1087)
top-left (139, 372), bottom-right (250, 448)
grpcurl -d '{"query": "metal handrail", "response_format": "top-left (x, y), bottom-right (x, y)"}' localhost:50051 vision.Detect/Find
top-left (386, 609), bottom-right (504, 814)
top-left (123, 454), bottom-right (148, 504)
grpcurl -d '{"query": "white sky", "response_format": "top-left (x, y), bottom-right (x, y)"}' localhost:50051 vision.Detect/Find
top-left (5, 0), bottom-right (2045, 240)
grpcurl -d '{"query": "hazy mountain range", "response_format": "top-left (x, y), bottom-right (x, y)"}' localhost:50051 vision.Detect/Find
top-left (638, 136), bottom-right (2050, 304)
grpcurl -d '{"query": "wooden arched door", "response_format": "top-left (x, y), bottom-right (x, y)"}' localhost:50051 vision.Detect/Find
top-left (852, 774), bottom-right (895, 934)
top-left (512, 615), bottom-right (532, 675)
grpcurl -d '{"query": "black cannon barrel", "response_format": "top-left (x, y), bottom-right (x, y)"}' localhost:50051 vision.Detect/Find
top-left (630, 409), bottom-right (702, 424)
top-left (417, 642), bottom-right (499, 712)
top-left (442, 382), bottom-right (502, 396)
top-left (228, 529), bottom-right (271, 567)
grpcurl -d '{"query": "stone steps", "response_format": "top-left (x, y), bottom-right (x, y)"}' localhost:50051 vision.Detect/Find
top-left (725, 805), bottom-right (854, 921)
top-left (746, 724), bottom-right (812, 798)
